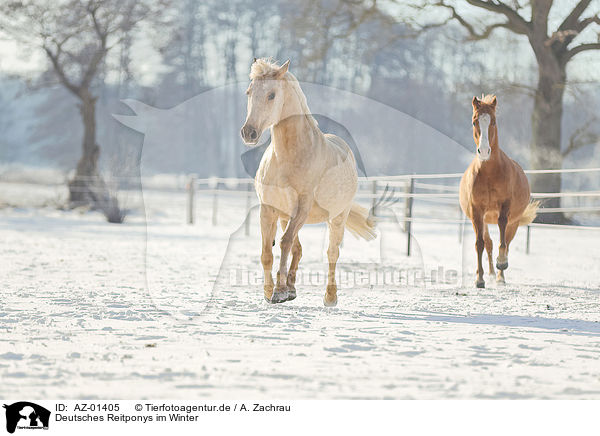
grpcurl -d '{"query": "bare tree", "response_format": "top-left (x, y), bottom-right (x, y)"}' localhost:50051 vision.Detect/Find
top-left (414, 0), bottom-right (600, 223)
top-left (0, 0), bottom-right (163, 222)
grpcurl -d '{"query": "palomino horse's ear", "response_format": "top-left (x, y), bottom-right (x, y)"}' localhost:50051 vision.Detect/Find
top-left (276, 59), bottom-right (290, 78)
top-left (472, 96), bottom-right (481, 109)
top-left (490, 96), bottom-right (497, 108)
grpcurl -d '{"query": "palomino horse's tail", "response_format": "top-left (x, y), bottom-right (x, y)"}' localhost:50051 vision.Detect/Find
top-left (346, 203), bottom-right (377, 240)
top-left (519, 200), bottom-right (540, 226)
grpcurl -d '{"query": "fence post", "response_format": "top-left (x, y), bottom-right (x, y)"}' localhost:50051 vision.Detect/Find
top-left (526, 225), bottom-right (531, 254)
top-left (405, 177), bottom-right (414, 256)
top-left (371, 181), bottom-right (377, 216)
top-left (186, 176), bottom-right (195, 225)
top-left (245, 182), bottom-right (252, 236)
top-left (458, 205), bottom-right (463, 243)
top-left (212, 185), bottom-right (219, 226)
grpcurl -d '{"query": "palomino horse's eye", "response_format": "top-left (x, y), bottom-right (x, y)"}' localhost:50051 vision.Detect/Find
top-left (268, 92), bottom-right (275, 100)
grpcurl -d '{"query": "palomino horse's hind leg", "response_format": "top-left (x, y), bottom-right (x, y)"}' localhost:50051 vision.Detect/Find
top-left (287, 236), bottom-right (302, 301)
top-left (260, 205), bottom-right (278, 303)
top-left (483, 224), bottom-right (495, 277)
top-left (471, 211), bottom-right (486, 288)
top-left (324, 212), bottom-right (347, 306)
top-left (497, 221), bottom-right (519, 284)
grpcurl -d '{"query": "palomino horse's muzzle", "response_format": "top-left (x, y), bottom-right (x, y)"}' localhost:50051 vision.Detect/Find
top-left (241, 124), bottom-right (259, 145)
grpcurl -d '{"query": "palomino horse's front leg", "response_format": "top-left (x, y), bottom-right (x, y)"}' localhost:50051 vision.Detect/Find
top-left (324, 212), bottom-right (347, 306)
top-left (260, 204), bottom-right (278, 302)
top-left (274, 196), bottom-right (310, 303)
top-left (472, 210), bottom-right (485, 288)
top-left (280, 219), bottom-right (302, 301)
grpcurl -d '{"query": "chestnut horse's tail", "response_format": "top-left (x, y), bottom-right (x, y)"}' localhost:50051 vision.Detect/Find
top-left (346, 203), bottom-right (377, 240)
top-left (519, 200), bottom-right (540, 226)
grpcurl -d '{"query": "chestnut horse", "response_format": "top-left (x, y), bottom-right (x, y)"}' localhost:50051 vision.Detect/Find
top-left (240, 59), bottom-right (376, 306)
top-left (459, 95), bottom-right (538, 288)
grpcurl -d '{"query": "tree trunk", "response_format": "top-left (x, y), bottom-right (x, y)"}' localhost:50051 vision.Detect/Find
top-left (529, 50), bottom-right (567, 224)
top-left (68, 90), bottom-right (123, 222)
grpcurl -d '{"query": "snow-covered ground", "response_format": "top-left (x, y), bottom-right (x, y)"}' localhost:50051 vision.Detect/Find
top-left (1, 185), bottom-right (600, 399)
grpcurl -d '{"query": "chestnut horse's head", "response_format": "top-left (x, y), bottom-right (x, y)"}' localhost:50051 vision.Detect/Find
top-left (241, 58), bottom-right (290, 145)
top-left (471, 95), bottom-right (497, 162)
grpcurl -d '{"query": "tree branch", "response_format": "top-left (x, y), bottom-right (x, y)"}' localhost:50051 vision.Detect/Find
top-left (565, 42), bottom-right (600, 60)
top-left (563, 117), bottom-right (599, 157)
top-left (552, 11), bottom-right (599, 52)
top-left (43, 45), bottom-right (81, 96)
top-left (80, 4), bottom-right (109, 89)
top-left (432, 1), bottom-right (518, 40)
top-left (558, 0), bottom-right (593, 32)
top-left (464, 0), bottom-right (532, 36)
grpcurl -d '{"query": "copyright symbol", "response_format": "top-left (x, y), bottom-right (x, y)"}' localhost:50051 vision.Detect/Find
top-left (135, 404), bottom-right (143, 411)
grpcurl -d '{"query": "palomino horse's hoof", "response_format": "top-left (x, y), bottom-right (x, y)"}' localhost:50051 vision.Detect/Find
top-left (323, 295), bottom-right (337, 307)
top-left (496, 261), bottom-right (508, 271)
top-left (266, 289), bottom-right (289, 304)
top-left (475, 279), bottom-right (485, 288)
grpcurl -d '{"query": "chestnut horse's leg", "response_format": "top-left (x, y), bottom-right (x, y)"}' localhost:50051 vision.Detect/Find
top-left (260, 204), bottom-right (278, 302)
top-left (275, 196), bottom-right (310, 303)
top-left (483, 224), bottom-right (495, 277)
top-left (281, 218), bottom-right (302, 301)
top-left (496, 203), bottom-right (510, 271)
top-left (324, 211), bottom-right (348, 307)
top-left (472, 210), bottom-right (485, 288)
top-left (497, 221), bottom-right (519, 284)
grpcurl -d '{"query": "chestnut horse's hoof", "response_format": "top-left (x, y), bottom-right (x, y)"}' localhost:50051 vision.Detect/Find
top-left (286, 287), bottom-right (297, 301)
top-left (496, 260), bottom-right (508, 271)
top-left (475, 279), bottom-right (485, 288)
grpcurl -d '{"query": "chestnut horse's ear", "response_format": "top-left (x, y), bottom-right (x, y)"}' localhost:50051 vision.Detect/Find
top-left (472, 96), bottom-right (481, 109)
top-left (276, 59), bottom-right (290, 78)
top-left (490, 96), bottom-right (497, 108)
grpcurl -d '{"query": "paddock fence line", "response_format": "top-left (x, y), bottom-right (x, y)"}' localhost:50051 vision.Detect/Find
top-left (2, 168), bottom-right (597, 257)
top-left (185, 167), bottom-right (600, 256)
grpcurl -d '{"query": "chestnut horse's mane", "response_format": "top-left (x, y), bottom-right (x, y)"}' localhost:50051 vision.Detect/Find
top-left (476, 94), bottom-right (498, 112)
top-left (480, 94), bottom-right (496, 105)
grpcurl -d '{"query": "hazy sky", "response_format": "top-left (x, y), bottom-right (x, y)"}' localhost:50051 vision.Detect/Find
top-left (0, 1), bottom-right (598, 86)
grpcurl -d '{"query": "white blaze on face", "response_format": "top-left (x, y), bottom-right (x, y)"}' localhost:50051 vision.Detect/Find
top-left (477, 113), bottom-right (492, 161)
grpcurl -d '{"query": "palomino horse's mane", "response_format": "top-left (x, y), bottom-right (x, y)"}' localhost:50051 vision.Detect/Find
top-left (250, 58), bottom-right (318, 128)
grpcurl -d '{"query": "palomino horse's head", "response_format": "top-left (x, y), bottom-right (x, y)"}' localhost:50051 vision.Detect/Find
top-left (240, 58), bottom-right (291, 145)
top-left (471, 95), bottom-right (497, 162)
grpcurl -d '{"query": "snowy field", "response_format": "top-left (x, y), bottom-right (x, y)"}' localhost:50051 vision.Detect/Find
top-left (1, 182), bottom-right (600, 399)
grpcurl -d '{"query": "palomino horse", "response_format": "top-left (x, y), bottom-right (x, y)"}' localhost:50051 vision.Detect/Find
top-left (460, 95), bottom-right (538, 288)
top-left (240, 58), bottom-right (376, 306)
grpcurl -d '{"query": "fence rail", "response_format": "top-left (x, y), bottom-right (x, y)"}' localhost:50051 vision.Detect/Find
top-left (185, 167), bottom-right (600, 256)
